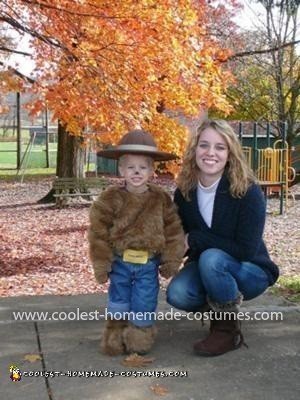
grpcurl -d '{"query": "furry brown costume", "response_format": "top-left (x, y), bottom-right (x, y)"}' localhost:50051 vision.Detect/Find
top-left (88, 183), bottom-right (185, 282)
top-left (88, 183), bottom-right (185, 355)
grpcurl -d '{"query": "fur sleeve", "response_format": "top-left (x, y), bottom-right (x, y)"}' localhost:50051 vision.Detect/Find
top-left (88, 187), bottom-right (117, 282)
top-left (160, 192), bottom-right (185, 278)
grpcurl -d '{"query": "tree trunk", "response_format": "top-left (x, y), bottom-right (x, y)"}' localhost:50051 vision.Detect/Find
top-left (38, 121), bottom-right (85, 203)
top-left (56, 121), bottom-right (85, 178)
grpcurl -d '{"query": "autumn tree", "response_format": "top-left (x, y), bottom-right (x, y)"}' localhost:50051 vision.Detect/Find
top-left (1, 0), bottom-right (238, 186)
top-left (223, 0), bottom-right (300, 145)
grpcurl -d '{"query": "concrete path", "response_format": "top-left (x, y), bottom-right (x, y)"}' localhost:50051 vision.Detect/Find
top-left (1, 292), bottom-right (299, 400)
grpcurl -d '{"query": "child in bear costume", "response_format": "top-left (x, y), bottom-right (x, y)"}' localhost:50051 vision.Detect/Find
top-left (88, 129), bottom-right (185, 355)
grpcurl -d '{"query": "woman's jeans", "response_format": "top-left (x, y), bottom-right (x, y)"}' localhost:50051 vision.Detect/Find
top-left (167, 249), bottom-right (269, 311)
top-left (107, 256), bottom-right (160, 327)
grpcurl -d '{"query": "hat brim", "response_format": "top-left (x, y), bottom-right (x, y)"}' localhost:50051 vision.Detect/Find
top-left (97, 146), bottom-right (177, 161)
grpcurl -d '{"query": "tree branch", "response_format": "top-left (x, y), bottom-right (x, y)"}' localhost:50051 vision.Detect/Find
top-left (0, 46), bottom-right (31, 56)
top-left (0, 14), bottom-right (66, 50)
top-left (20, 0), bottom-right (131, 19)
top-left (0, 61), bottom-right (35, 83)
top-left (229, 39), bottom-right (300, 60)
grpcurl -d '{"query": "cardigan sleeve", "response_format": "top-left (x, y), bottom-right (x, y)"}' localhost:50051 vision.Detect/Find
top-left (188, 184), bottom-right (267, 261)
top-left (87, 188), bottom-right (116, 282)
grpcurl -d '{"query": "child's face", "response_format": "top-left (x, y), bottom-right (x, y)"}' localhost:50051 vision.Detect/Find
top-left (119, 154), bottom-right (154, 193)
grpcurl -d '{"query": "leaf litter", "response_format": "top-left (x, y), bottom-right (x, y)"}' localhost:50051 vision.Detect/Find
top-left (0, 178), bottom-right (299, 297)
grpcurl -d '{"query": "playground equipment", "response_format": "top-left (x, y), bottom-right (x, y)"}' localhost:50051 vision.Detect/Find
top-left (240, 122), bottom-right (296, 214)
top-left (256, 140), bottom-right (295, 213)
top-left (16, 130), bottom-right (38, 183)
top-left (15, 127), bottom-right (57, 182)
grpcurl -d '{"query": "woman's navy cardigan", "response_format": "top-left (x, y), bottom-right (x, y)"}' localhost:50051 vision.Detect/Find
top-left (174, 174), bottom-right (279, 285)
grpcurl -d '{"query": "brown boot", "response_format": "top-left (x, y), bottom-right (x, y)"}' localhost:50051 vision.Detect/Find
top-left (193, 314), bottom-right (246, 356)
top-left (100, 319), bottom-right (127, 356)
top-left (123, 323), bottom-right (157, 355)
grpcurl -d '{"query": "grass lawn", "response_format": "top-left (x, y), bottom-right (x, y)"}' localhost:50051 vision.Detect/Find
top-left (270, 276), bottom-right (300, 302)
top-left (0, 141), bottom-right (57, 169)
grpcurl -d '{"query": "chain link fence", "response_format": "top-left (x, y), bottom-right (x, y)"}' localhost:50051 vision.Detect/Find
top-left (0, 92), bottom-right (57, 170)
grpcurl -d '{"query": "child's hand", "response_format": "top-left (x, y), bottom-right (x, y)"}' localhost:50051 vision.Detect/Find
top-left (96, 272), bottom-right (108, 284)
top-left (159, 263), bottom-right (175, 280)
top-left (184, 234), bottom-right (190, 252)
top-left (92, 262), bottom-right (109, 284)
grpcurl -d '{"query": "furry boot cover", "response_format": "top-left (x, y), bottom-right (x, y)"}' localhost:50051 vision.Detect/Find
top-left (100, 319), bottom-right (127, 356)
top-left (123, 323), bottom-right (157, 355)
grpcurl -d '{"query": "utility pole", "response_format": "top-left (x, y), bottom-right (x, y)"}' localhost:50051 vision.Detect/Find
top-left (16, 92), bottom-right (21, 170)
top-left (45, 106), bottom-right (50, 168)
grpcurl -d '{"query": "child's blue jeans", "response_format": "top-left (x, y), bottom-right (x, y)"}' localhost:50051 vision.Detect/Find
top-left (107, 256), bottom-right (160, 327)
top-left (166, 248), bottom-right (269, 311)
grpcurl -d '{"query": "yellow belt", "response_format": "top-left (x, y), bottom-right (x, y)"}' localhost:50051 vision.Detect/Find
top-left (122, 249), bottom-right (149, 264)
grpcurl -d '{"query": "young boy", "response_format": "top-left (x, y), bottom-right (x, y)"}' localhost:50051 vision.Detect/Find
top-left (88, 129), bottom-right (185, 355)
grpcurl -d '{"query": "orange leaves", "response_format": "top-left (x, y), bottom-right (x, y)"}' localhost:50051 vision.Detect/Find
top-left (26, 99), bottom-right (45, 118)
top-left (150, 384), bottom-right (170, 396)
top-left (143, 112), bottom-right (188, 157)
top-left (0, 104), bottom-right (9, 114)
top-left (3, 0), bottom-right (237, 160)
top-left (23, 354), bottom-right (42, 363)
top-left (0, 71), bottom-right (23, 113)
top-left (121, 353), bottom-right (155, 368)
top-left (0, 70), bottom-right (23, 94)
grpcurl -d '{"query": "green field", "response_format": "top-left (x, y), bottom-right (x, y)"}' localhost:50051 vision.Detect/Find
top-left (0, 141), bottom-right (57, 169)
top-left (0, 128), bottom-right (31, 140)
top-left (0, 140), bottom-right (97, 181)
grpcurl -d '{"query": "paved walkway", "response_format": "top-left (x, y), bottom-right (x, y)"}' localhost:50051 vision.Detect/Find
top-left (1, 292), bottom-right (299, 400)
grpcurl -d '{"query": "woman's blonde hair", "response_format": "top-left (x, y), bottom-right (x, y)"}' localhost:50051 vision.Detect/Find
top-left (177, 119), bottom-right (256, 199)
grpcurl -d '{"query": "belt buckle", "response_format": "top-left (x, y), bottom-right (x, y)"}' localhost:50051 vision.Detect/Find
top-left (123, 249), bottom-right (149, 264)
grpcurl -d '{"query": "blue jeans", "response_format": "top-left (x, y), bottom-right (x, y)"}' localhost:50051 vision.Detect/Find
top-left (107, 256), bottom-right (160, 327)
top-left (167, 249), bottom-right (269, 311)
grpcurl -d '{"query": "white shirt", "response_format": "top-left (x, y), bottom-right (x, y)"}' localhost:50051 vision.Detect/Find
top-left (196, 177), bottom-right (221, 228)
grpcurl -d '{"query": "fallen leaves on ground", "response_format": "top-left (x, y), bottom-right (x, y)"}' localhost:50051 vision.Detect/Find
top-left (121, 353), bottom-right (155, 368)
top-left (0, 178), bottom-right (104, 297)
top-left (23, 353), bottom-right (42, 363)
top-left (0, 177), bottom-right (299, 297)
top-left (150, 384), bottom-right (169, 396)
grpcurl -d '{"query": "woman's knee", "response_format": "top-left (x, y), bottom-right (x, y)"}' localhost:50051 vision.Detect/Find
top-left (199, 248), bottom-right (227, 265)
top-left (166, 261), bottom-right (207, 310)
top-left (238, 263), bottom-right (270, 300)
top-left (198, 248), bottom-right (228, 277)
top-left (166, 278), bottom-right (189, 310)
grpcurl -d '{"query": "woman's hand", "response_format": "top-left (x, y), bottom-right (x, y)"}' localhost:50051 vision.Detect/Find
top-left (184, 234), bottom-right (190, 252)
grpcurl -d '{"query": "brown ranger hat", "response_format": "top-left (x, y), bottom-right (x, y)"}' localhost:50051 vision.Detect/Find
top-left (97, 129), bottom-right (177, 161)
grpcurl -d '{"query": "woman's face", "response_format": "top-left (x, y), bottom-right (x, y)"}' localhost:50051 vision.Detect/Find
top-left (195, 127), bottom-right (229, 186)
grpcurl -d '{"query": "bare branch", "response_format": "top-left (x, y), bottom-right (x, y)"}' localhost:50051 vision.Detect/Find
top-left (0, 46), bottom-right (31, 56)
top-left (228, 39), bottom-right (300, 60)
